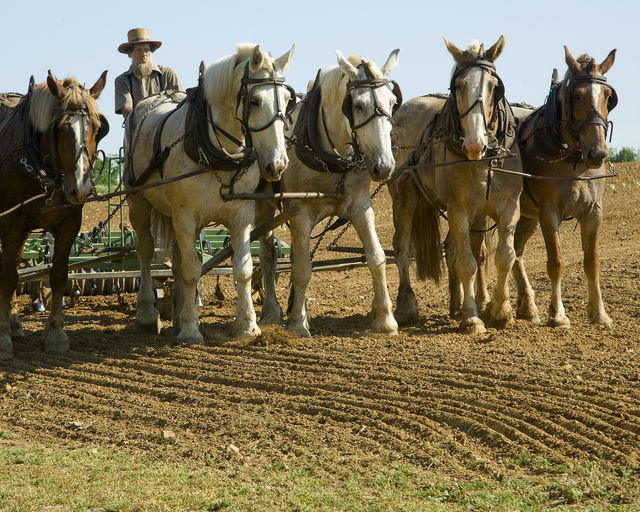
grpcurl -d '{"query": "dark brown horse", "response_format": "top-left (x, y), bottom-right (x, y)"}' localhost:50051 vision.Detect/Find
top-left (0, 71), bottom-right (108, 359)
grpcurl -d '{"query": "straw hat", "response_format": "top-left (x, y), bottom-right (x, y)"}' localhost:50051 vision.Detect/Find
top-left (118, 28), bottom-right (162, 54)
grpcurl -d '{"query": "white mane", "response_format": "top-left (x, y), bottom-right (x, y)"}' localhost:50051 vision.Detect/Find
top-left (203, 43), bottom-right (276, 112)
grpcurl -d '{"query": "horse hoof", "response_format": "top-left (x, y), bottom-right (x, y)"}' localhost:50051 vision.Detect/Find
top-left (286, 324), bottom-right (311, 339)
top-left (393, 309), bottom-right (419, 326)
top-left (372, 315), bottom-right (399, 336)
top-left (590, 312), bottom-right (613, 327)
top-left (259, 310), bottom-right (283, 326)
top-left (460, 317), bottom-right (486, 335)
top-left (547, 312), bottom-right (571, 329)
top-left (176, 329), bottom-right (204, 345)
top-left (44, 331), bottom-right (70, 353)
top-left (237, 325), bottom-right (262, 340)
top-left (136, 317), bottom-right (162, 335)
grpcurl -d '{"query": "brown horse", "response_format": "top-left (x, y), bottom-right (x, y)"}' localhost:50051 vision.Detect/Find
top-left (511, 47), bottom-right (617, 328)
top-left (389, 36), bottom-right (522, 334)
top-left (0, 71), bottom-right (108, 359)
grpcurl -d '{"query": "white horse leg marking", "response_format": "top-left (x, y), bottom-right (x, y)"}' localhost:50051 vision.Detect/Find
top-left (352, 204), bottom-right (398, 335)
top-left (172, 213), bottom-right (204, 344)
top-left (449, 208), bottom-right (485, 334)
top-left (286, 215), bottom-right (313, 338)
top-left (229, 209), bottom-right (260, 338)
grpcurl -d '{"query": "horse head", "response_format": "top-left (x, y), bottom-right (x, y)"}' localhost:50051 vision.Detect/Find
top-left (560, 46), bottom-right (617, 168)
top-left (205, 43), bottom-right (295, 182)
top-left (33, 71), bottom-right (108, 204)
top-left (335, 49), bottom-right (401, 181)
top-left (444, 35), bottom-right (506, 161)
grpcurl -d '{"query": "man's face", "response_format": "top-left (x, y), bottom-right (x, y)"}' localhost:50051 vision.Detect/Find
top-left (130, 43), bottom-right (152, 64)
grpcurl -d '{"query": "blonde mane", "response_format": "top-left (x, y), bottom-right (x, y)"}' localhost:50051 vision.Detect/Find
top-left (29, 78), bottom-right (100, 133)
top-left (203, 43), bottom-right (277, 111)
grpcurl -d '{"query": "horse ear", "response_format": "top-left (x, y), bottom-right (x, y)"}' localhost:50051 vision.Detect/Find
top-left (249, 44), bottom-right (264, 71)
top-left (46, 72), bottom-right (65, 100)
top-left (275, 43), bottom-right (296, 72)
top-left (599, 48), bottom-right (617, 75)
top-left (485, 35), bottom-right (505, 62)
top-left (443, 36), bottom-right (464, 63)
top-left (336, 50), bottom-right (358, 80)
top-left (89, 70), bottom-right (108, 99)
top-left (380, 49), bottom-right (400, 77)
top-left (564, 46), bottom-right (582, 75)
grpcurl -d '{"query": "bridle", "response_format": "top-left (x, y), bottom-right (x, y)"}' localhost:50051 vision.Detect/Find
top-left (341, 60), bottom-right (402, 154)
top-left (229, 61), bottom-right (297, 152)
top-left (47, 90), bottom-right (109, 178)
top-left (449, 58), bottom-right (505, 143)
top-left (559, 63), bottom-right (618, 142)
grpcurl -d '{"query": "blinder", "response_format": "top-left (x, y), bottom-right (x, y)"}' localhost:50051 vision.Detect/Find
top-left (235, 61), bottom-right (298, 139)
top-left (449, 59), bottom-right (505, 110)
top-left (564, 73), bottom-right (618, 136)
top-left (96, 113), bottom-right (110, 144)
top-left (341, 61), bottom-right (403, 129)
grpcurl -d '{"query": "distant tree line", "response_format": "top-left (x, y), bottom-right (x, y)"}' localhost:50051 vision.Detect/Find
top-left (608, 147), bottom-right (639, 162)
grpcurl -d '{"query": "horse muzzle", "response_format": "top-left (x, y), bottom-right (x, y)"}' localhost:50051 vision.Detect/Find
top-left (259, 155), bottom-right (288, 182)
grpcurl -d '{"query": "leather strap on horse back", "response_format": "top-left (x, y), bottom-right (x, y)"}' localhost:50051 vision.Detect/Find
top-left (293, 70), bottom-right (352, 174)
top-left (129, 106), bottom-right (177, 188)
top-left (183, 82), bottom-right (256, 172)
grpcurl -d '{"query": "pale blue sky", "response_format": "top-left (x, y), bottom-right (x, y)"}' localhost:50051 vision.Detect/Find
top-left (4, 0), bottom-right (636, 156)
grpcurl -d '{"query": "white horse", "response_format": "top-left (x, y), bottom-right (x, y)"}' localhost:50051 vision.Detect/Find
top-left (389, 36), bottom-right (522, 334)
top-left (258, 50), bottom-right (401, 337)
top-left (125, 43), bottom-right (295, 343)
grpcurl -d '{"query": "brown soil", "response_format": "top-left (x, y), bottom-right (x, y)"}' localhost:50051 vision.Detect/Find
top-left (2, 163), bottom-right (640, 487)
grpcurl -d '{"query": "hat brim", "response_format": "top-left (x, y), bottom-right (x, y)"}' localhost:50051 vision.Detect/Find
top-left (118, 40), bottom-right (162, 54)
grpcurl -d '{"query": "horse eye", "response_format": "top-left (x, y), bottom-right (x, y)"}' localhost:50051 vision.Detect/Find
top-left (250, 97), bottom-right (260, 107)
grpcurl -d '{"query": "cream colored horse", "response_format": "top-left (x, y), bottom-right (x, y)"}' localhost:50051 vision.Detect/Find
top-left (258, 50), bottom-right (401, 337)
top-left (125, 43), bottom-right (295, 344)
top-left (389, 36), bottom-right (522, 334)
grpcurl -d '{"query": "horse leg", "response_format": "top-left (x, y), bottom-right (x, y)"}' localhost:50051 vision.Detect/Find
top-left (228, 208), bottom-right (261, 339)
top-left (470, 226), bottom-right (490, 315)
top-left (539, 213), bottom-right (570, 328)
top-left (581, 211), bottom-right (612, 326)
top-left (286, 215), bottom-right (313, 337)
top-left (44, 219), bottom-right (81, 353)
top-left (168, 212), bottom-right (203, 344)
top-left (486, 206), bottom-right (518, 329)
top-left (443, 231), bottom-right (462, 320)
top-left (257, 202), bottom-right (282, 325)
top-left (448, 209), bottom-right (485, 334)
top-left (129, 195), bottom-right (162, 334)
top-left (352, 205), bottom-right (398, 335)
top-left (0, 232), bottom-right (25, 359)
top-left (390, 180), bottom-right (419, 325)
top-left (512, 216), bottom-right (541, 323)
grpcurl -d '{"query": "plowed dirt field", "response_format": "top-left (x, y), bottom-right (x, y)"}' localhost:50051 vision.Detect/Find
top-left (2, 163), bottom-right (640, 503)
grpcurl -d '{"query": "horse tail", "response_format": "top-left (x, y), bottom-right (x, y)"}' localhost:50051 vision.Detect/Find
top-left (150, 208), bottom-right (175, 259)
top-left (411, 195), bottom-right (443, 283)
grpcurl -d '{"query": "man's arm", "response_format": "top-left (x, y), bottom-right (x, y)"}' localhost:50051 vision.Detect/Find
top-left (114, 74), bottom-right (133, 119)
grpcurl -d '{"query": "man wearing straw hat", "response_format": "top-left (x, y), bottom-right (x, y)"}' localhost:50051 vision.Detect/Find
top-left (114, 28), bottom-right (182, 120)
